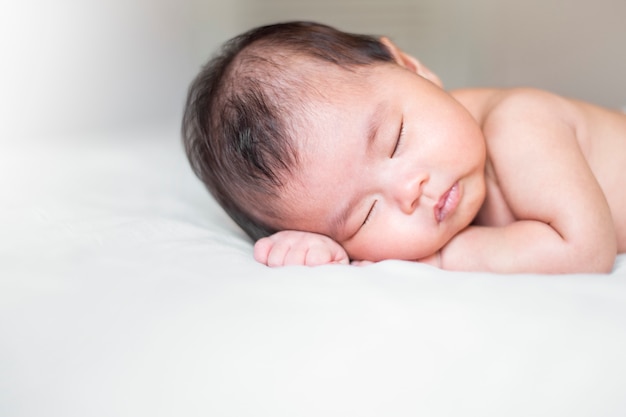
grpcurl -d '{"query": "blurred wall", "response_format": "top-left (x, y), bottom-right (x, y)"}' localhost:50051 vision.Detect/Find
top-left (235, 0), bottom-right (626, 109)
top-left (467, 0), bottom-right (626, 108)
top-left (2, 0), bottom-right (624, 140)
top-left (0, 0), bottom-right (240, 139)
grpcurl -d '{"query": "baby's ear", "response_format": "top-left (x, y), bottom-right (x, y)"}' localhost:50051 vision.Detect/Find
top-left (380, 37), bottom-right (443, 88)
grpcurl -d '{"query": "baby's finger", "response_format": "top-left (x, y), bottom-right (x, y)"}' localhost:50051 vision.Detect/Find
top-left (283, 246), bottom-right (308, 266)
top-left (253, 237), bottom-right (273, 264)
top-left (331, 248), bottom-right (351, 265)
top-left (265, 241), bottom-right (292, 267)
top-left (304, 246), bottom-right (334, 266)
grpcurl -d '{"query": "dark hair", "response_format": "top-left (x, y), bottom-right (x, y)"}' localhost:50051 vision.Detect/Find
top-left (182, 21), bottom-right (394, 241)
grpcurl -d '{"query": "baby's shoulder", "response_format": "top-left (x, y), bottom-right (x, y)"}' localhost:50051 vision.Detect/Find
top-left (465, 89), bottom-right (584, 153)
top-left (453, 87), bottom-right (575, 129)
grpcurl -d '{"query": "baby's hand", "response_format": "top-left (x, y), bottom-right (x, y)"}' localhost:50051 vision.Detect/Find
top-left (254, 230), bottom-right (350, 267)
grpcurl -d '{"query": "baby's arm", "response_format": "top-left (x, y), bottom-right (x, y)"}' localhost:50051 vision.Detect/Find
top-left (440, 90), bottom-right (617, 273)
top-left (439, 221), bottom-right (615, 273)
top-left (254, 230), bottom-right (350, 267)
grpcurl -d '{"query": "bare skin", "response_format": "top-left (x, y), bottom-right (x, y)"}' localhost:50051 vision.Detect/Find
top-left (254, 40), bottom-right (626, 273)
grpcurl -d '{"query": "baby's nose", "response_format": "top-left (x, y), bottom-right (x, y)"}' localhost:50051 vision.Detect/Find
top-left (391, 171), bottom-right (429, 214)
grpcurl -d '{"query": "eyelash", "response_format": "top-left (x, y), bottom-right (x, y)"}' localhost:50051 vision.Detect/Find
top-left (390, 119), bottom-right (405, 158)
top-left (361, 119), bottom-right (404, 232)
top-left (362, 200), bottom-right (378, 227)
top-left (361, 119), bottom-right (404, 230)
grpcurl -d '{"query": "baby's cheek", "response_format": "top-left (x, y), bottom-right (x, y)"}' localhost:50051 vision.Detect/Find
top-left (342, 241), bottom-right (371, 262)
top-left (344, 240), bottom-right (395, 262)
top-left (354, 232), bottom-right (442, 262)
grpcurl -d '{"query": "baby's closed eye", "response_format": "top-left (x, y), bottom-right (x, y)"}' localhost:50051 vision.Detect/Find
top-left (390, 118), bottom-right (405, 158)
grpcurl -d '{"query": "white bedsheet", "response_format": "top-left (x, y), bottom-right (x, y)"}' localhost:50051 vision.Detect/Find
top-left (2, 125), bottom-right (626, 417)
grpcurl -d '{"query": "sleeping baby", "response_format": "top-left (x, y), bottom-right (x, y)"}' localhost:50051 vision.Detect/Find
top-left (182, 21), bottom-right (626, 273)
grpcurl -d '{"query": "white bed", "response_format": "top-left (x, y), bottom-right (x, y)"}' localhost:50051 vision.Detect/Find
top-left (2, 124), bottom-right (626, 417)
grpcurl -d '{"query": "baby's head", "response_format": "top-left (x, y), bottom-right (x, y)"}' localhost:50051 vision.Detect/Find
top-left (182, 21), bottom-right (399, 240)
top-left (183, 21), bottom-right (484, 262)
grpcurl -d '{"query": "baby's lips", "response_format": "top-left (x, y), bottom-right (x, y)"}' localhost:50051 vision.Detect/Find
top-left (434, 182), bottom-right (460, 223)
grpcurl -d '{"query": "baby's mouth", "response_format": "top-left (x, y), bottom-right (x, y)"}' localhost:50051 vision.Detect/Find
top-left (434, 182), bottom-right (460, 223)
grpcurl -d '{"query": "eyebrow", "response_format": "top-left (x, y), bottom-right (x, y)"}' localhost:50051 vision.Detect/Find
top-left (328, 102), bottom-right (386, 241)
